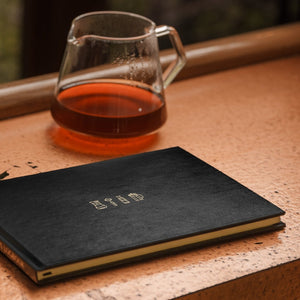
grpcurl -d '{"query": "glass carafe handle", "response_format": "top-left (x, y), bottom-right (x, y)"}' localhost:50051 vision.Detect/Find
top-left (155, 25), bottom-right (186, 89)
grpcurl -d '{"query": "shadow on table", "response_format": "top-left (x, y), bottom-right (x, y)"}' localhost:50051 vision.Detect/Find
top-left (0, 229), bottom-right (284, 298)
top-left (47, 124), bottom-right (159, 157)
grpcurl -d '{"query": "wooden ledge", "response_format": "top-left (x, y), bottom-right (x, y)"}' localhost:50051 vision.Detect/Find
top-left (0, 22), bottom-right (300, 120)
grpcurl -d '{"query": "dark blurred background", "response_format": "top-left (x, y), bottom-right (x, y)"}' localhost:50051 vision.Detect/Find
top-left (0, 0), bottom-right (299, 83)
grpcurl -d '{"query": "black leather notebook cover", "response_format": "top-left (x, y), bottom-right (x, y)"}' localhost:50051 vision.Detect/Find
top-left (0, 147), bottom-right (285, 284)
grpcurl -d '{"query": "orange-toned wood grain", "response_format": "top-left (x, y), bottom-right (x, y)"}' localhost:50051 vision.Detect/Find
top-left (184, 260), bottom-right (300, 300)
top-left (0, 22), bottom-right (300, 121)
top-left (0, 55), bottom-right (299, 299)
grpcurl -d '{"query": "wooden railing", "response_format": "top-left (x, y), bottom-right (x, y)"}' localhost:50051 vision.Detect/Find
top-left (0, 22), bottom-right (300, 120)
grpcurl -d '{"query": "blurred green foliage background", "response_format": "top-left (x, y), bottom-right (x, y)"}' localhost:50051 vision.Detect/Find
top-left (0, 0), bottom-right (299, 83)
top-left (0, 0), bottom-right (21, 83)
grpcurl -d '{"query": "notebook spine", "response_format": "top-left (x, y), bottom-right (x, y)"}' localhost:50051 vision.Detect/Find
top-left (0, 237), bottom-right (37, 283)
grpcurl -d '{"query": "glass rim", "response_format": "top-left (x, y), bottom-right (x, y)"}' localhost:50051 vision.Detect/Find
top-left (71, 11), bottom-right (157, 41)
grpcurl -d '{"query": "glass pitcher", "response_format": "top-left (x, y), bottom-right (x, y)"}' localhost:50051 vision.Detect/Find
top-left (51, 11), bottom-right (186, 138)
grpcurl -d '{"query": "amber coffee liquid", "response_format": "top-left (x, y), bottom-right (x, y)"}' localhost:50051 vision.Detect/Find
top-left (51, 82), bottom-right (167, 137)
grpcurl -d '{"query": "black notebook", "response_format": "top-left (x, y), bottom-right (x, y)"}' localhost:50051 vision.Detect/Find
top-left (0, 147), bottom-right (285, 284)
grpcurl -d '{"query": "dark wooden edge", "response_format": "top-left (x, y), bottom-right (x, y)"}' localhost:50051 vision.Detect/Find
top-left (176, 259), bottom-right (300, 300)
top-left (0, 22), bottom-right (300, 120)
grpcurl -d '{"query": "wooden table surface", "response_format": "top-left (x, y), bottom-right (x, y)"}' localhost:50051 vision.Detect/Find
top-left (0, 55), bottom-right (299, 299)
